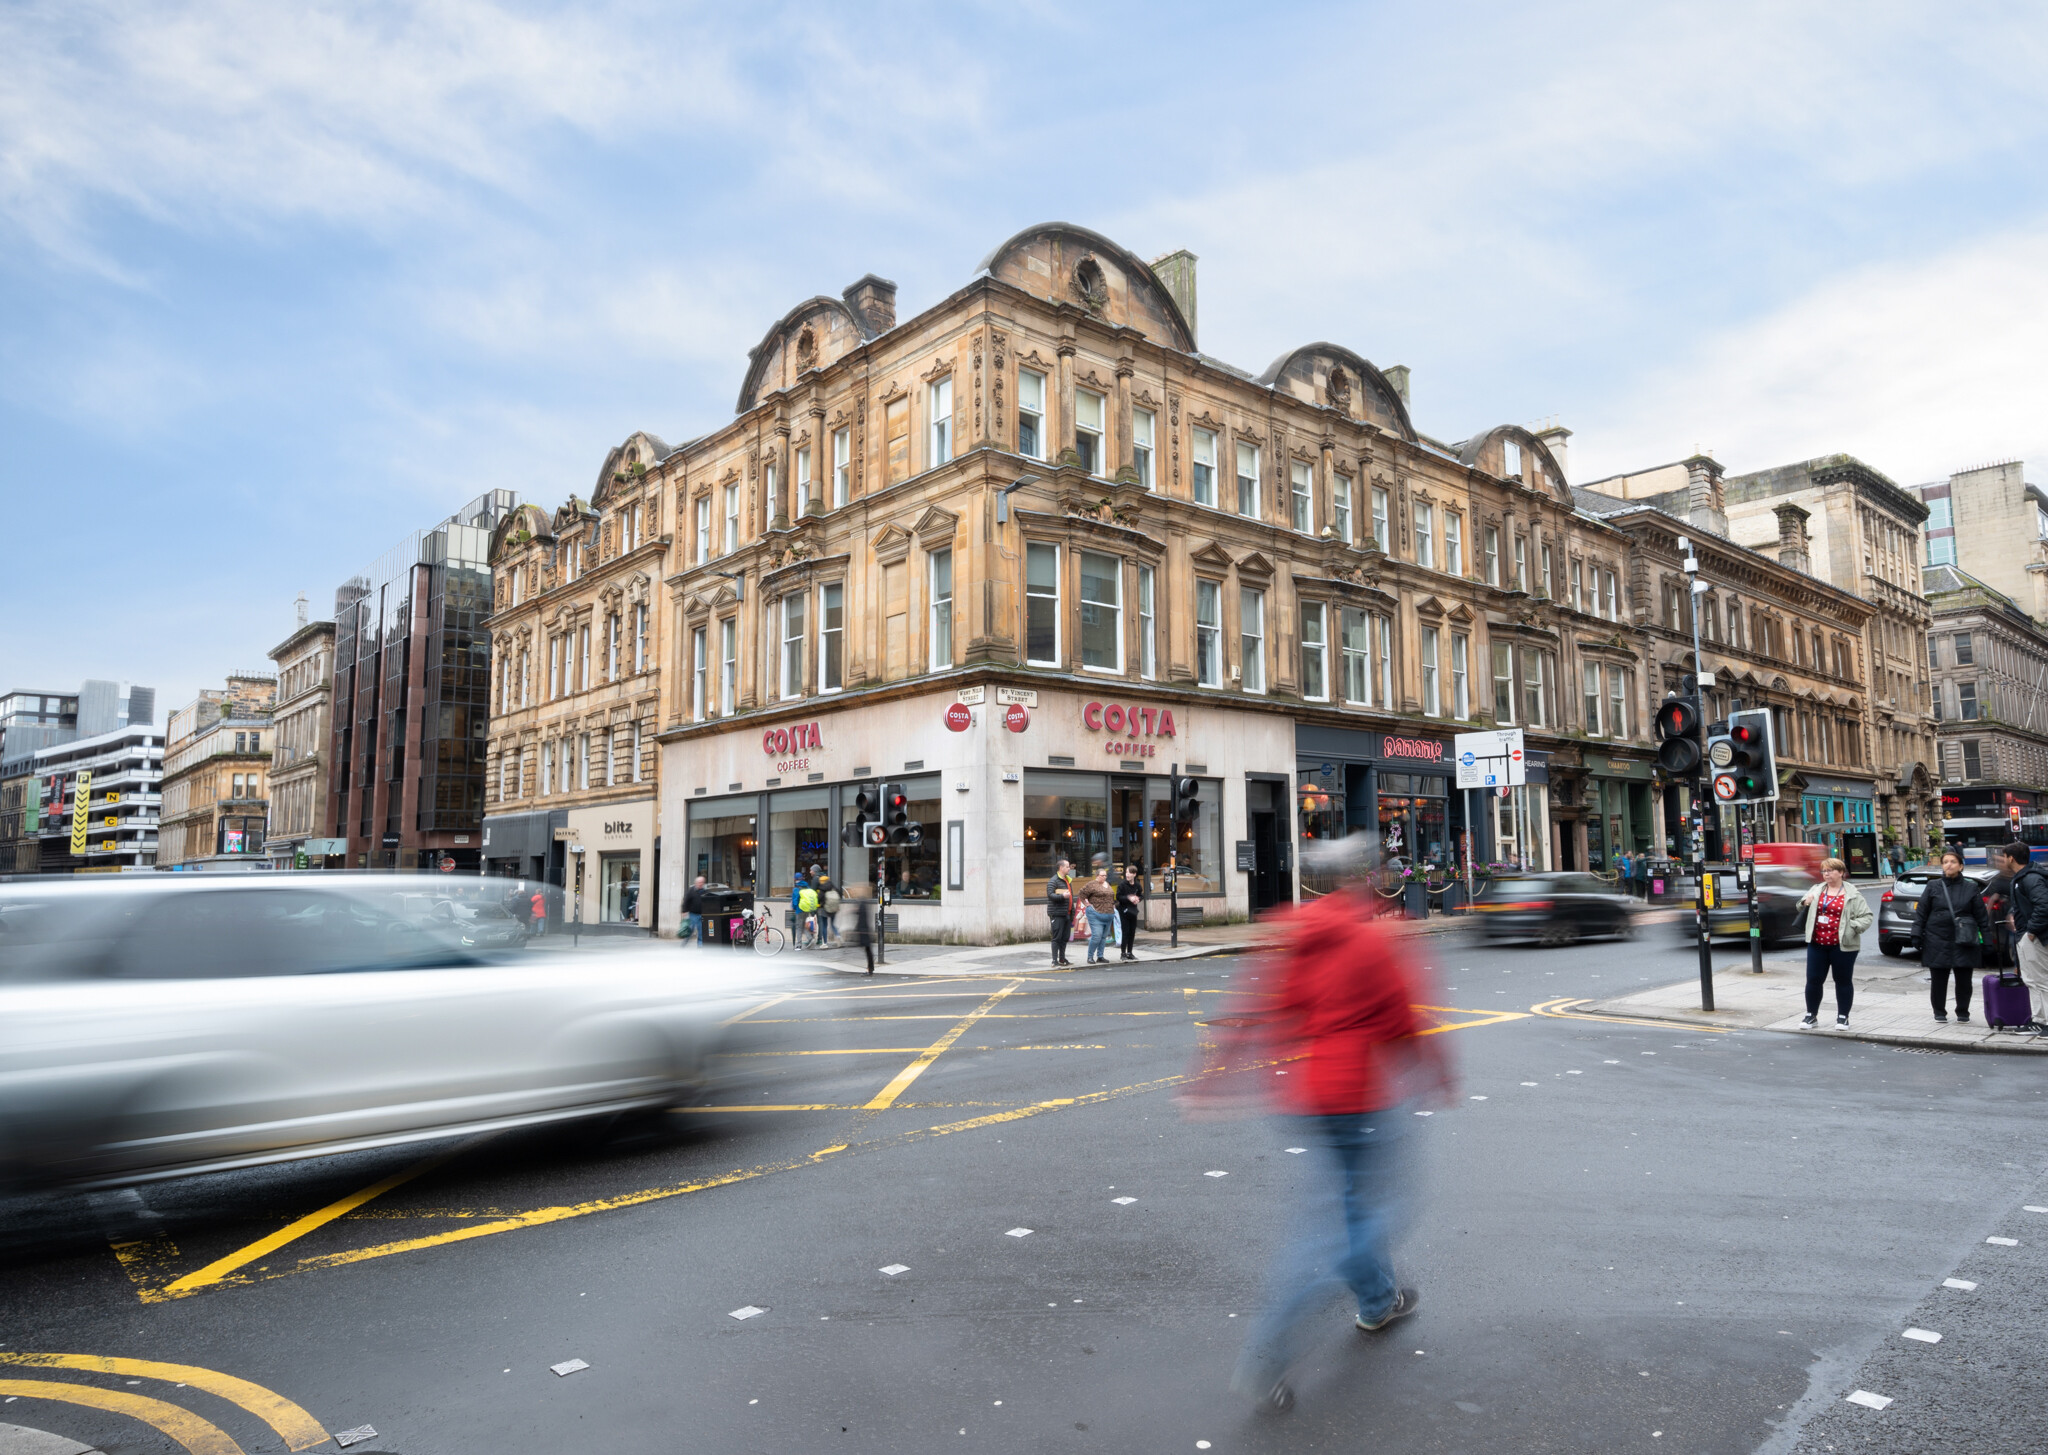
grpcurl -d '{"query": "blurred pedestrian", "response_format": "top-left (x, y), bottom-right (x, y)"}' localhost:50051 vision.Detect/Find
top-left (1079, 854), bottom-right (1117, 964)
top-left (1115, 862), bottom-right (1145, 961)
top-left (1984, 845), bottom-right (2020, 970)
top-left (1616, 849), bottom-right (1634, 897)
top-left (682, 874), bottom-right (710, 947)
top-left (2004, 840), bottom-right (2048, 1021)
top-left (1198, 835), bottom-right (1452, 1414)
top-left (529, 886), bottom-right (548, 938)
top-left (1796, 857), bottom-right (1871, 1028)
top-left (848, 881), bottom-right (876, 973)
top-left (1887, 841), bottom-right (1906, 879)
top-left (1914, 849), bottom-right (1989, 1023)
top-left (1046, 858), bottom-right (1074, 966)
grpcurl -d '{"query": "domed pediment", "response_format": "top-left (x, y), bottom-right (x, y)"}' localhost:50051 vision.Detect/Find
top-left (1456, 425), bottom-right (1572, 503)
top-left (592, 431), bottom-right (672, 505)
top-left (736, 295), bottom-right (876, 413)
top-left (976, 222), bottom-right (1195, 353)
top-left (1257, 344), bottom-right (1415, 439)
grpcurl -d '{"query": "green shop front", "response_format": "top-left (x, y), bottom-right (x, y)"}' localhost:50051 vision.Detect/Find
top-left (1798, 773), bottom-right (1879, 874)
top-left (1579, 750), bottom-right (1656, 874)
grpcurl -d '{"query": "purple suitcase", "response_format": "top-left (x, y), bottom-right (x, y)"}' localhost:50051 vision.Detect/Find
top-left (1981, 972), bottom-right (2033, 1029)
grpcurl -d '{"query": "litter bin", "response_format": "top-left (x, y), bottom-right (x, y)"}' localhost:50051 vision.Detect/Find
top-left (699, 887), bottom-right (754, 944)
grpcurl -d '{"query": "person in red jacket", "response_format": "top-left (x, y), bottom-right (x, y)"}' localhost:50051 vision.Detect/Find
top-left (1212, 834), bottom-right (1454, 1414)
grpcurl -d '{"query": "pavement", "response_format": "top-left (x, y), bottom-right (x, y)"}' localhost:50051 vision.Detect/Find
top-left (4, 928), bottom-right (2043, 1454)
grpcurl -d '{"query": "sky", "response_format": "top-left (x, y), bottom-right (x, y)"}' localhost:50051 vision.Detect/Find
top-left (5, 0), bottom-right (2048, 717)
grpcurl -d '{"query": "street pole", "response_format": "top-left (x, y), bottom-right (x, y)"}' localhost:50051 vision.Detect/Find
top-left (875, 852), bottom-right (887, 966)
top-left (1169, 762), bottom-right (1180, 949)
top-left (1683, 541), bottom-right (1716, 1013)
top-left (1746, 802), bottom-right (1764, 973)
top-left (1464, 786), bottom-right (1476, 906)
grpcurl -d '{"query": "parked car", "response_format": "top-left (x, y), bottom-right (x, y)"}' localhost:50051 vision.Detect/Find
top-left (0, 876), bottom-right (797, 1191)
top-left (1878, 866), bottom-right (1997, 957)
top-left (1470, 873), bottom-right (1635, 946)
top-left (1673, 865), bottom-right (1819, 947)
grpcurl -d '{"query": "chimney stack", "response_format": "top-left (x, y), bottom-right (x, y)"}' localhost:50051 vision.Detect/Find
top-left (1774, 501), bottom-right (1813, 576)
top-left (1685, 452), bottom-right (1727, 538)
top-left (842, 274), bottom-right (898, 337)
top-left (1535, 424), bottom-right (1572, 484)
top-left (1150, 249), bottom-right (1198, 348)
top-left (1383, 365), bottom-right (1411, 406)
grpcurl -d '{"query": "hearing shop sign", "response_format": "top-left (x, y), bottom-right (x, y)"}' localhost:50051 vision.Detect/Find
top-left (1081, 700), bottom-right (1178, 760)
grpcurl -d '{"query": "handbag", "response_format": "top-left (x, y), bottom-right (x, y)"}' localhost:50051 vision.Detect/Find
top-left (1943, 880), bottom-right (1981, 949)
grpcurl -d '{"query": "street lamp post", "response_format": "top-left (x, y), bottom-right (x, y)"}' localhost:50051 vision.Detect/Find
top-left (1679, 537), bottom-right (1715, 1013)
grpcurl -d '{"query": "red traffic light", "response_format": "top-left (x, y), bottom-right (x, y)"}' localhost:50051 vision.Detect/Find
top-left (1729, 723), bottom-right (1759, 746)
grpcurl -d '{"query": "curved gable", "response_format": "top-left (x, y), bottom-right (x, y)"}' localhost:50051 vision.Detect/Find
top-left (1257, 343), bottom-right (1416, 440)
top-left (488, 503), bottom-right (553, 564)
top-left (1457, 425), bottom-right (1572, 504)
top-left (591, 431), bottom-right (670, 505)
top-left (736, 296), bottom-right (874, 413)
top-left (976, 222), bottom-right (1195, 353)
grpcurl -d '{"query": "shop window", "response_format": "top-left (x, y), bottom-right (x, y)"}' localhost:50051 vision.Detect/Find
top-left (687, 794), bottom-right (756, 893)
top-left (1075, 389), bottom-right (1105, 475)
top-left (885, 396), bottom-right (911, 484)
top-left (780, 594), bottom-right (806, 699)
top-left (1137, 565), bottom-right (1156, 680)
top-left (889, 775), bottom-right (945, 901)
top-left (1192, 428), bottom-right (1217, 506)
top-left (1291, 461), bottom-right (1313, 532)
top-left (1236, 440), bottom-right (1261, 517)
top-left (1300, 602), bottom-right (1328, 701)
top-left (1196, 580), bottom-right (1223, 687)
top-left (821, 583), bottom-right (844, 692)
top-left (1018, 370), bottom-right (1045, 461)
top-left (1492, 642), bottom-right (1515, 725)
top-left (1240, 588), bottom-right (1266, 693)
top-left (766, 787), bottom-right (830, 905)
top-left (930, 550), bottom-right (954, 670)
top-left (1080, 552), bottom-right (1121, 670)
top-left (1421, 627), bottom-right (1441, 716)
top-left (1023, 769), bottom-right (1221, 901)
top-left (1341, 607), bottom-right (1371, 705)
top-left (1133, 409), bottom-right (1155, 489)
top-left (833, 427), bottom-right (851, 506)
top-left (1333, 475), bottom-right (1353, 544)
top-left (1373, 486), bottom-right (1390, 551)
top-left (601, 854), bottom-right (641, 924)
top-left (928, 378), bottom-right (952, 467)
top-left (1026, 543), bottom-right (1061, 666)
top-left (1452, 634), bottom-right (1470, 719)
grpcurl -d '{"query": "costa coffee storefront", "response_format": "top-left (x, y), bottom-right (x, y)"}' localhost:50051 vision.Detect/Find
top-left (655, 679), bottom-right (1293, 943)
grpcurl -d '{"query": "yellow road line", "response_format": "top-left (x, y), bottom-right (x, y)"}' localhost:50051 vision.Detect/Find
top-left (0, 1378), bottom-right (250, 1455)
top-left (1529, 996), bottom-right (1732, 1032)
top-left (158, 1147), bottom-right (458, 1300)
top-left (750, 1010), bottom-right (1198, 1022)
top-left (0, 1354), bottom-right (328, 1451)
top-left (861, 981), bottom-right (1020, 1110)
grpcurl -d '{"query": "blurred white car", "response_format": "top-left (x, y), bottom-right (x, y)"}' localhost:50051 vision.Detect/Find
top-left (0, 876), bottom-right (795, 1190)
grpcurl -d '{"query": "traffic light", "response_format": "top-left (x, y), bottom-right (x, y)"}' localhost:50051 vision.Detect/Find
top-left (846, 783), bottom-right (881, 848)
top-left (1704, 719), bottom-right (1736, 802)
top-left (880, 782), bottom-right (920, 845)
top-left (1723, 707), bottom-right (1776, 803)
top-left (1654, 696), bottom-right (1702, 776)
top-left (1174, 776), bottom-right (1201, 825)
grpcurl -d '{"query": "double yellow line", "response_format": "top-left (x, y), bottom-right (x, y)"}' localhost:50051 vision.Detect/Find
top-left (0, 1352), bottom-right (327, 1454)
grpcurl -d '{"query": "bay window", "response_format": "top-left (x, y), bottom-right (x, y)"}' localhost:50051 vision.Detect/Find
top-left (833, 427), bottom-right (851, 506)
top-left (694, 497), bottom-right (709, 565)
top-left (1445, 513), bottom-right (1463, 576)
top-left (719, 618), bottom-right (736, 716)
top-left (1583, 662), bottom-right (1602, 735)
top-left (1484, 526), bottom-right (1500, 586)
top-left (1608, 667), bottom-right (1628, 739)
top-left (1514, 535), bottom-right (1528, 592)
top-left (795, 445), bottom-right (811, 515)
top-left (691, 627), bottom-right (707, 721)
top-left (1376, 614), bottom-right (1393, 708)
top-left (723, 484), bottom-right (738, 554)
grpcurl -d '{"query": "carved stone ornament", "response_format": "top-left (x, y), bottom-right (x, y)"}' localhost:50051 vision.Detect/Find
top-left (877, 380), bottom-right (907, 404)
top-left (795, 326), bottom-right (818, 372)
top-left (1017, 348), bottom-right (1053, 373)
top-left (1071, 256), bottom-right (1109, 313)
top-left (1064, 493), bottom-right (1139, 529)
top-left (921, 356), bottom-right (954, 383)
top-left (1191, 408), bottom-right (1221, 431)
top-left (625, 571), bottom-right (652, 607)
top-left (1078, 366), bottom-right (1110, 393)
top-left (1133, 386), bottom-right (1158, 408)
top-left (1326, 365), bottom-right (1352, 411)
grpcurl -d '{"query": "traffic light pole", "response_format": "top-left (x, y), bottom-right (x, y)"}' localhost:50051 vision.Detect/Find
top-left (1168, 762), bottom-right (1180, 949)
top-left (1683, 545), bottom-right (1716, 1013)
top-left (874, 852), bottom-right (886, 966)
top-left (1746, 804), bottom-right (1764, 974)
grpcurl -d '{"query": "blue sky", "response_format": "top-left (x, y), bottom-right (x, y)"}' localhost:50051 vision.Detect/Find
top-left (6, 1), bottom-right (2048, 715)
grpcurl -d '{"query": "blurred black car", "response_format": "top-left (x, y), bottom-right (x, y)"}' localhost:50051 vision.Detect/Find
top-left (1674, 866), bottom-right (1818, 947)
top-left (1878, 866), bottom-right (1995, 957)
top-left (1470, 873), bottom-right (1634, 946)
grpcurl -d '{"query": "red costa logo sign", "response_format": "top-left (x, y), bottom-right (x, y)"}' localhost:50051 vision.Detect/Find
top-left (1381, 735), bottom-right (1445, 762)
top-left (943, 703), bottom-right (972, 732)
top-left (1083, 700), bottom-right (1177, 759)
top-left (761, 721), bottom-right (823, 756)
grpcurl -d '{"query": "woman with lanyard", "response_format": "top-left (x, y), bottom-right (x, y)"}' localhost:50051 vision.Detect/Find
top-left (1914, 849), bottom-right (1991, 1023)
top-left (1797, 857), bottom-right (1874, 1029)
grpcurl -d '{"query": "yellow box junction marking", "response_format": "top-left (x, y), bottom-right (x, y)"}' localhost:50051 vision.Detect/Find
top-left (861, 980), bottom-right (1020, 1110)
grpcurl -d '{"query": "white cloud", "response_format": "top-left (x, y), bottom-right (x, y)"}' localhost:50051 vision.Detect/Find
top-left (1581, 225), bottom-right (2048, 485)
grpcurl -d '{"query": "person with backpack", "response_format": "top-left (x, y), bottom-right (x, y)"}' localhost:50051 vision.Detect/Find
top-left (2003, 840), bottom-right (2048, 1027)
top-left (1913, 849), bottom-right (1990, 1023)
top-left (1796, 857), bottom-right (1872, 1029)
top-left (795, 878), bottom-right (822, 947)
top-left (817, 873), bottom-right (842, 946)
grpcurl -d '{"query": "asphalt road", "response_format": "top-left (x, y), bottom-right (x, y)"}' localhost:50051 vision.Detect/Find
top-left (2, 921), bottom-right (2044, 1455)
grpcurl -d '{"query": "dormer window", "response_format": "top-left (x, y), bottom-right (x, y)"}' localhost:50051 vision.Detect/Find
top-left (1503, 439), bottom-right (1523, 480)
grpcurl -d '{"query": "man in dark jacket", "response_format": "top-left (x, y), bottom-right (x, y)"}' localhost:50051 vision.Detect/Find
top-left (2004, 841), bottom-right (2048, 1016)
top-left (1913, 850), bottom-right (1991, 1022)
top-left (1046, 858), bottom-right (1074, 967)
top-left (682, 875), bottom-right (710, 947)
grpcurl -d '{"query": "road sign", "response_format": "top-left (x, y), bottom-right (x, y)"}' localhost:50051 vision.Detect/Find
top-left (943, 702), bottom-right (972, 732)
top-left (439, 855), bottom-right (457, 872)
top-left (1454, 729), bottom-right (1526, 789)
top-left (69, 770), bottom-right (92, 857)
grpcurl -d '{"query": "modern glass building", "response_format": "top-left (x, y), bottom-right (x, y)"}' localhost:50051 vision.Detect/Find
top-left (328, 490), bottom-right (515, 871)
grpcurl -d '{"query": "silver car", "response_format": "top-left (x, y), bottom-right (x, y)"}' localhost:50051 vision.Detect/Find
top-left (0, 876), bottom-right (794, 1190)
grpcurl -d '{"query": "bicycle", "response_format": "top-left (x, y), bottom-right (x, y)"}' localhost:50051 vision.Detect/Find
top-left (732, 908), bottom-right (785, 956)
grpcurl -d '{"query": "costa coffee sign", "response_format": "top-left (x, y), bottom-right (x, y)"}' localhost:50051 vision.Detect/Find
top-left (1381, 735), bottom-right (1445, 762)
top-left (762, 721), bottom-right (822, 774)
top-left (1082, 700), bottom-right (1177, 760)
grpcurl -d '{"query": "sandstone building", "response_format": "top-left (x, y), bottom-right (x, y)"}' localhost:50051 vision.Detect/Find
top-left (158, 673), bottom-right (278, 869)
top-left (264, 600), bottom-right (337, 868)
